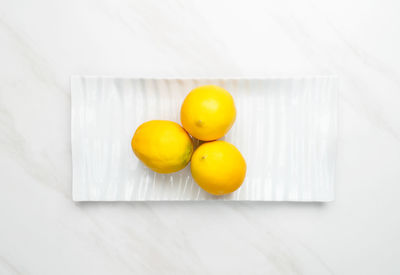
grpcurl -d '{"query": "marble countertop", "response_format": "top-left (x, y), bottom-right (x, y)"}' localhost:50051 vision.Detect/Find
top-left (1, 0), bottom-right (399, 274)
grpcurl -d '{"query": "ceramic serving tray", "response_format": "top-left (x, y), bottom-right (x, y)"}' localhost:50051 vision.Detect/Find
top-left (71, 76), bottom-right (338, 201)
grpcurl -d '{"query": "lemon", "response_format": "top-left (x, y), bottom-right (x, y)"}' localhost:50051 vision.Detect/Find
top-left (180, 85), bottom-right (236, 141)
top-left (191, 141), bottom-right (246, 195)
top-left (131, 120), bottom-right (193, 173)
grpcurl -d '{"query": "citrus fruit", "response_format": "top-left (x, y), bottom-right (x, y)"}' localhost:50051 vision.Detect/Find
top-left (131, 120), bottom-right (193, 173)
top-left (180, 85), bottom-right (236, 141)
top-left (191, 141), bottom-right (246, 195)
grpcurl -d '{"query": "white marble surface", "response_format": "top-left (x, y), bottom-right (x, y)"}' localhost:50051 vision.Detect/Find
top-left (0, 0), bottom-right (399, 274)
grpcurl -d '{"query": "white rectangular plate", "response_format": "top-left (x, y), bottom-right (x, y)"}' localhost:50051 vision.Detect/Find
top-left (71, 76), bottom-right (338, 201)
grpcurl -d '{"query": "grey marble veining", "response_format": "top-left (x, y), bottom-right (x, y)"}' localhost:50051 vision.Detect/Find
top-left (0, 0), bottom-right (400, 274)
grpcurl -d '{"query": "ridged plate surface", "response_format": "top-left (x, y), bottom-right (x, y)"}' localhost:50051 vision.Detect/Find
top-left (71, 77), bottom-right (338, 201)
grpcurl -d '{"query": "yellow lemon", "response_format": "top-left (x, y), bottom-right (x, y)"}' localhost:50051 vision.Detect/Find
top-left (180, 85), bottom-right (236, 141)
top-left (131, 120), bottom-right (193, 173)
top-left (191, 141), bottom-right (246, 195)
